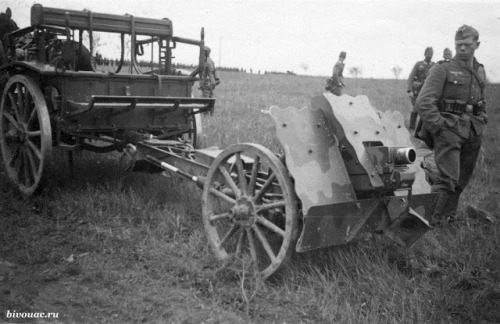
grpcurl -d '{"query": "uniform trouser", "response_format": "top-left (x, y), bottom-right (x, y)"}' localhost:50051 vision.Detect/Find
top-left (409, 96), bottom-right (418, 129)
top-left (431, 126), bottom-right (482, 219)
top-left (199, 81), bottom-right (214, 98)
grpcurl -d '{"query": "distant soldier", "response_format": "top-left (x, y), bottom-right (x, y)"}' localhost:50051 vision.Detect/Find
top-left (199, 46), bottom-right (220, 98)
top-left (0, 8), bottom-right (19, 66)
top-left (326, 51), bottom-right (346, 96)
top-left (443, 48), bottom-right (453, 60)
top-left (407, 47), bottom-right (435, 130)
top-left (416, 25), bottom-right (487, 227)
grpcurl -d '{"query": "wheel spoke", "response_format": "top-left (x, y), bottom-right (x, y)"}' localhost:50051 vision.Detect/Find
top-left (247, 155), bottom-right (260, 196)
top-left (26, 130), bottom-right (41, 138)
top-left (252, 225), bottom-right (277, 263)
top-left (254, 172), bottom-right (276, 203)
top-left (25, 138), bottom-right (42, 159)
top-left (16, 83), bottom-right (26, 120)
top-left (209, 187), bottom-right (236, 204)
top-left (246, 228), bottom-right (258, 265)
top-left (256, 215), bottom-right (286, 237)
top-left (235, 230), bottom-right (245, 259)
top-left (255, 200), bottom-right (286, 212)
top-left (26, 146), bottom-right (39, 179)
top-left (218, 165), bottom-right (240, 199)
top-left (24, 91), bottom-right (34, 122)
top-left (235, 153), bottom-right (247, 194)
top-left (23, 151), bottom-right (31, 186)
top-left (7, 92), bottom-right (22, 122)
top-left (7, 145), bottom-right (21, 167)
top-left (14, 148), bottom-right (22, 175)
top-left (27, 107), bottom-right (38, 126)
top-left (218, 224), bottom-right (239, 249)
top-left (209, 212), bottom-right (232, 223)
top-left (2, 111), bottom-right (20, 130)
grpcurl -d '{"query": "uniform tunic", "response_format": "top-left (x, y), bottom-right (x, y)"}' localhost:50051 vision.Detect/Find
top-left (199, 57), bottom-right (217, 98)
top-left (416, 57), bottom-right (487, 194)
top-left (407, 60), bottom-right (435, 107)
top-left (328, 61), bottom-right (345, 96)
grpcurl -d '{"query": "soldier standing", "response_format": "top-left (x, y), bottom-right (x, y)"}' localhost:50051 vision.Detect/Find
top-left (416, 25), bottom-right (487, 227)
top-left (443, 48), bottom-right (453, 60)
top-left (407, 47), bottom-right (435, 130)
top-left (0, 8), bottom-right (19, 66)
top-left (199, 46), bottom-right (220, 98)
top-left (326, 51), bottom-right (346, 96)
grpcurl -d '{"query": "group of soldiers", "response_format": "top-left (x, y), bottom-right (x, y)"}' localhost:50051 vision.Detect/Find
top-left (409, 25), bottom-right (487, 227)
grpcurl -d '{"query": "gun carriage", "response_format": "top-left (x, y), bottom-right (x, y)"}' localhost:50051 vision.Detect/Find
top-left (1, 5), bottom-right (438, 279)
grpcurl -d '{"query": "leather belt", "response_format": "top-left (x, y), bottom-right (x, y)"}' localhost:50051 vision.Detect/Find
top-left (440, 100), bottom-right (481, 116)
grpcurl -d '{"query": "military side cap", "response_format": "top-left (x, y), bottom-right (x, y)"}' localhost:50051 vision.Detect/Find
top-left (455, 25), bottom-right (479, 40)
top-left (443, 48), bottom-right (452, 55)
top-left (424, 47), bottom-right (433, 55)
top-left (339, 51), bottom-right (346, 59)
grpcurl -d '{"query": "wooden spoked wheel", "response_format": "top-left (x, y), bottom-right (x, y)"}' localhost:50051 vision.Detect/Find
top-left (0, 75), bottom-right (52, 195)
top-left (202, 143), bottom-right (298, 279)
top-left (183, 112), bottom-right (203, 149)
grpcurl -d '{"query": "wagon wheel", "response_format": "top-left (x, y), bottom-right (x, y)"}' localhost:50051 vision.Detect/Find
top-left (0, 75), bottom-right (52, 195)
top-left (202, 143), bottom-right (298, 279)
top-left (181, 110), bottom-right (203, 149)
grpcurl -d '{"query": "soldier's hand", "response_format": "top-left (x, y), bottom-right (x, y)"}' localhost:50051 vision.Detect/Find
top-left (408, 91), bottom-right (414, 99)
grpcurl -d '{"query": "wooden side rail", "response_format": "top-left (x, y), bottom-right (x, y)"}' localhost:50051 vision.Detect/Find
top-left (30, 4), bottom-right (172, 37)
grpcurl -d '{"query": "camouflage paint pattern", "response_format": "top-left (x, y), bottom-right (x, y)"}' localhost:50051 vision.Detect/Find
top-left (270, 93), bottom-right (436, 251)
top-left (268, 103), bottom-right (356, 218)
top-left (311, 93), bottom-right (430, 194)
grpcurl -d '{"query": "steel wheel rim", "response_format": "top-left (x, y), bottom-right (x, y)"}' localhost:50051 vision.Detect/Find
top-left (202, 143), bottom-right (298, 279)
top-left (0, 75), bottom-right (52, 195)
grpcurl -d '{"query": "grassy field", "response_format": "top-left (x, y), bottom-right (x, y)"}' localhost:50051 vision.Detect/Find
top-left (1, 71), bottom-right (499, 323)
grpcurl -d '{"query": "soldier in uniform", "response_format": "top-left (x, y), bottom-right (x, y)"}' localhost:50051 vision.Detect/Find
top-left (415, 25), bottom-right (487, 227)
top-left (326, 51), bottom-right (346, 96)
top-left (443, 48), bottom-right (453, 60)
top-left (199, 46), bottom-right (220, 98)
top-left (0, 8), bottom-right (19, 66)
top-left (407, 47), bottom-right (435, 130)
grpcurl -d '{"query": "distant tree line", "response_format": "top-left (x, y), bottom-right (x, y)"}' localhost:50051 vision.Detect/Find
top-left (94, 54), bottom-right (297, 75)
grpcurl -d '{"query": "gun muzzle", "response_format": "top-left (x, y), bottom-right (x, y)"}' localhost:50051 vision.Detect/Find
top-left (392, 147), bottom-right (416, 165)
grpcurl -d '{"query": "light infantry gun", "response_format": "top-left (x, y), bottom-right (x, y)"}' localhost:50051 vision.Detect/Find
top-left (124, 92), bottom-right (439, 279)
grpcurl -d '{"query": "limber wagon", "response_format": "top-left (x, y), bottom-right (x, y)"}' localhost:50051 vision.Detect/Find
top-left (0, 5), bottom-right (439, 279)
top-left (0, 4), bottom-right (212, 195)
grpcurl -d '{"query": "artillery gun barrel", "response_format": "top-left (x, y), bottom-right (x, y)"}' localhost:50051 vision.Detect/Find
top-left (392, 147), bottom-right (416, 165)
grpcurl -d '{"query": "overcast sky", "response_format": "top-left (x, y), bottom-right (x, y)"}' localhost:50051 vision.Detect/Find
top-left (4, 0), bottom-right (500, 81)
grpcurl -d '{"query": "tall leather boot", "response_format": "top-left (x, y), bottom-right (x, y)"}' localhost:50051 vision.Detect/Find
top-left (430, 192), bottom-right (450, 228)
top-left (409, 112), bottom-right (418, 130)
top-left (443, 190), bottom-right (461, 223)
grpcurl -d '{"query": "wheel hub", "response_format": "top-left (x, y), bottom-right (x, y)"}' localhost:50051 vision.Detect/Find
top-left (230, 196), bottom-right (255, 228)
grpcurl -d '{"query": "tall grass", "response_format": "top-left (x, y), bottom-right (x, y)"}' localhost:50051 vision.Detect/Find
top-left (1, 72), bottom-right (499, 323)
